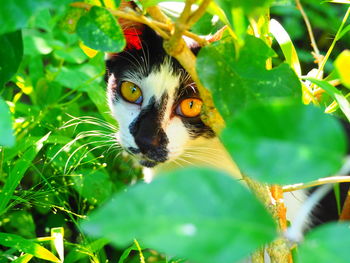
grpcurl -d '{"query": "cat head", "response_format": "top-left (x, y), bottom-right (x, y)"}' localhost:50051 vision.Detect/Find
top-left (106, 24), bottom-right (215, 168)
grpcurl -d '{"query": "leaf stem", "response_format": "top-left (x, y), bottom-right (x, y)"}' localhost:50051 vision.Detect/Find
top-left (316, 6), bottom-right (350, 78)
top-left (282, 175), bottom-right (350, 192)
top-left (295, 0), bottom-right (321, 67)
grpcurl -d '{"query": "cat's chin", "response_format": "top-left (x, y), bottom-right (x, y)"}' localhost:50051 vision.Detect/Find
top-left (139, 159), bottom-right (159, 168)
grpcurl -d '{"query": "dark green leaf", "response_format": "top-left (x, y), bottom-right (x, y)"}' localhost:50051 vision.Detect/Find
top-left (0, 0), bottom-right (69, 35)
top-left (0, 31), bottom-right (23, 88)
top-left (82, 168), bottom-right (276, 263)
top-left (222, 100), bottom-right (346, 184)
top-left (0, 97), bottom-right (15, 147)
top-left (197, 36), bottom-right (301, 119)
top-left (297, 222), bottom-right (350, 263)
top-left (76, 6), bottom-right (125, 52)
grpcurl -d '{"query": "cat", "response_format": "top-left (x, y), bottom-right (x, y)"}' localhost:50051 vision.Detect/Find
top-left (104, 2), bottom-right (350, 233)
top-left (105, 24), bottom-right (242, 182)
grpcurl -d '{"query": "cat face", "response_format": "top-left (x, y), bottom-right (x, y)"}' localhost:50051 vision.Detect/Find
top-left (106, 26), bottom-right (215, 168)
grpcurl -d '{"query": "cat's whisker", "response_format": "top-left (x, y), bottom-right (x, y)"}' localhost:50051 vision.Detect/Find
top-left (63, 139), bottom-right (117, 173)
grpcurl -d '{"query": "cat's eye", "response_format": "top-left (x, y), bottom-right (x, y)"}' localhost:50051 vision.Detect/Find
top-left (176, 98), bottom-right (203, 118)
top-left (120, 81), bottom-right (143, 104)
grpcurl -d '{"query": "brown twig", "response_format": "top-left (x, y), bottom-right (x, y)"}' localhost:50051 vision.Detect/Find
top-left (295, 0), bottom-right (322, 67)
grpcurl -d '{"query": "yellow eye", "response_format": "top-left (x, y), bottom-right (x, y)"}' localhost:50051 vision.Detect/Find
top-left (120, 81), bottom-right (143, 104)
top-left (177, 98), bottom-right (203, 118)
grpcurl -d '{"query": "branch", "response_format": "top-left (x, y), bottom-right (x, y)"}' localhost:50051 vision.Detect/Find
top-left (295, 0), bottom-right (322, 67)
top-left (70, 2), bottom-right (208, 45)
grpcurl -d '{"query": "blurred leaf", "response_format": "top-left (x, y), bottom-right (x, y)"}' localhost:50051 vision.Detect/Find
top-left (0, 133), bottom-right (50, 215)
top-left (0, 232), bottom-right (60, 262)
top-left (141, 0), bottom-right (184, 8)
top-left (23, 30), bottom-right (53, 56)
top-left (118, 244), bottom-right (138, 263)
top-left (222, 100), bottom-right (346, 184)
top-left (214, 0), bottom-right (273, 26)
top-left (197, 36), bottom-right (301, 118)
top-left (0, 0), bottom-right (69, 35)
top-left (335, 50), bottom-right (350, 88)
top-left (72, 170), bottom-right (113, 204)
top-left (2, 211), bottom-right (36, 238)
top-left (76, 6), bottom-right (126, 52)
top-left (82, 168), bottom-right (276, 263)
top-left (0, 97), bottom-right (15, 147)
top-left (306, 77), bottom-right (350, 122)
top-left (12, 254), bottom-right (34, 263)
top-left (54, 46), bottom-right (88, 64)
top-left (59, 7), bottom-right (87, 33)
top-left (54, 64), bottom-right (103, 90)
top-left (0, 30), bottom-right (23, 88)
top-left (297, 222), bottom-right (350, 263)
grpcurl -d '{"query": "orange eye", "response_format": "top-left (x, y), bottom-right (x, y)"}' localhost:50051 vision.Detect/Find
top-left (176, 98), bottom-right (203, 118)
top-left (120, 81), bottom-right (143, 104)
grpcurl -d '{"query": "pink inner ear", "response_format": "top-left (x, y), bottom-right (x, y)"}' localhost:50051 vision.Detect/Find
top-left (124, 28), bottom-right (143, 50)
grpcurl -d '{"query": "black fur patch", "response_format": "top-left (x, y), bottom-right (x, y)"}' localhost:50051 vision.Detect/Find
top-left (129, 96), bottom-right (169, 163)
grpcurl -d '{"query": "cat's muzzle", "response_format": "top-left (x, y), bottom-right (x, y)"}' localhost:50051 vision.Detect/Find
top-left (127, 146), bottom-right (168, 167)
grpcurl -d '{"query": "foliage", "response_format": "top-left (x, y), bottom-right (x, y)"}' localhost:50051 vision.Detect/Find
top-left (0, 0), bottom-right (350, 263)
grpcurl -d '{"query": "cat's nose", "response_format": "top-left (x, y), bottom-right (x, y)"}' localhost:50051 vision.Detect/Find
top-left (134, 131), bottom-right (167, 153)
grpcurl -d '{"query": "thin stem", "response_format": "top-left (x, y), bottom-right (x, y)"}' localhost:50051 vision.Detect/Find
top-left (295, 0), bottom-right (321, 67)
top-left (282, 175), bottom-right (350, 192)
top-left (316, 6), bottom-right (350, 79)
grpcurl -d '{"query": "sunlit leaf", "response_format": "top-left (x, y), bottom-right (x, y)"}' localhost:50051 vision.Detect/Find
top-left (82, 168), bottom-right (277, 263)
top-left (76, 6), bottom-right (125, 52)
top-left (12, 254), bottom-right (34, 263)
top-left (306, 77), bottom-right (350, 122)
top-left (297, 222), bottom-right (350, 263)
top-left (270, 19), bottom-right (301, 76)
top-left (335, 50), bottom-right (350, 88)
top-left (222, 100), bottom-right (346, 184)
top-left (0, 232), bottom-right (60, 262)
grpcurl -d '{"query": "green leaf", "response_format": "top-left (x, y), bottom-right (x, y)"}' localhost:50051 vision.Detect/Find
top-left (214, 0), bottom-right (273, 26)
top-left (222, 100), bottom-right (347, 184)
top-left (0, 97), bottom-right (15, 147)
top-left (0, 0), bottom-right (69, 35)
top-left (12, 253), bottom-right (34, 263)
top-left (76, 6), bottom-right (125, 52)
top-left (297, 222), bottom-right (350, 263)
top-left (305, 77), bottom-right (350, 122)
top-left (72, 170), bottom-right (113, 204)
top-left (82, 168), bottom-right (277, 263)
top-left (197, 36), bottom-right (301, 118)
top-left (270, 19), bottom-right (301, 76)
top-left (0, 30), bottom-right (23, 88)
top-left (0, 232), bottom-right (60, 262)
